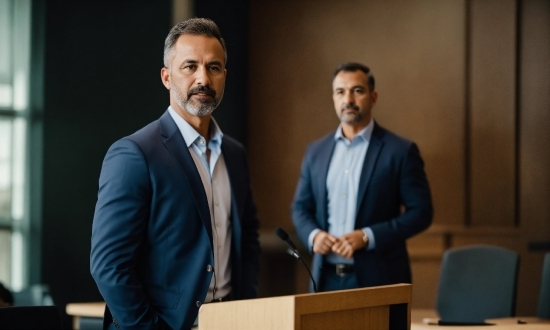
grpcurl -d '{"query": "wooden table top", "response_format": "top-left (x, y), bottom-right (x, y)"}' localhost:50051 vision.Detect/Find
top-left (411, 309), bottom-right (550, 330)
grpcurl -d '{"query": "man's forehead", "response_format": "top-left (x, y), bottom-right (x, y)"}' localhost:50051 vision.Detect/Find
top-left (333, 71), bottom-right (368, 88)
top-left (173, 34), bottom-right (225, 59)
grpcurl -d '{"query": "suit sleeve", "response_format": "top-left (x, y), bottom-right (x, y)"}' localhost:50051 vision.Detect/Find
top-left (369, 142), bottom-right (433, 250)
top-left (90, 139), bottom-right (159, 329)
top-left (291, 146), bottom-right (322, 252)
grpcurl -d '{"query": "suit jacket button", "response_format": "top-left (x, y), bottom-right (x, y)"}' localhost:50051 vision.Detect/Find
top-left (196, 301), bottom-right (202, 307)
top-left (207, 264), bottom-right (213, 272)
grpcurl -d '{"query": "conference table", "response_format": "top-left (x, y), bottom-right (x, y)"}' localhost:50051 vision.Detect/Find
top-left (65, 302), bottom-right (105, 330)
top-left (65, 302), bottom-right (198, 330)
top-left (411, 309), bottom-right (550, 330)
top-left (65, 302), bottom-right (550, 330)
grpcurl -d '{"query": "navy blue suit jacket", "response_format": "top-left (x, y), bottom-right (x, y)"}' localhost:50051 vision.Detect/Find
top-left (292, 122), bottom-right (432, 290)
top-left (90, 111), bottom-right (261, 330)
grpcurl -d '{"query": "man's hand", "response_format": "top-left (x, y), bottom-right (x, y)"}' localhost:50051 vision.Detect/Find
top-left (312, 231), bottom-right (338, 255)
top-left (331, 229), bottom-right (367, 259)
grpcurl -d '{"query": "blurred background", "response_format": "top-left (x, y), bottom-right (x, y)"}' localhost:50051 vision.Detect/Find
top-left (0, 0), bottom-right (548, 328)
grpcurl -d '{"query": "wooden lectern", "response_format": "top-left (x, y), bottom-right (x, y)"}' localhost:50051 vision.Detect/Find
top-left (198, 283), bottom-right (412, 330)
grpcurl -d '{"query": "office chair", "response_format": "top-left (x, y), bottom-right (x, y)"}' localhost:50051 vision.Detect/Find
top-left (79, 316), bottom-right (104, 330)
top-left (12, 283), bottom-right (54, 306)
top-left (538, 252), bottom-right (550, 319)
top-left (435, 244), bottom-right (519, 323)
top-left (0, 305), bottom-right (62, 330)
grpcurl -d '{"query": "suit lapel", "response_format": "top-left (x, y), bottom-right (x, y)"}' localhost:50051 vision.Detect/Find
top-left (356, 123), bottom-right (384, 217)
top-left (159, 111), bottom-right (213, 243)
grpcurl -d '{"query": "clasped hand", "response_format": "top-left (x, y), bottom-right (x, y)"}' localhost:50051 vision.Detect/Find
top-left (312, 230), bottom-right (366, 259)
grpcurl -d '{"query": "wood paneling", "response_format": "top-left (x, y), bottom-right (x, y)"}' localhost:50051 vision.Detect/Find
top-left (519, 0), bottom-right (550, 242)
top-left (248, 0), bottom-right (466, 230)
top-left (248, 0), bottom-right (550, 317)
top-left (518, 0), bottom-right (550, 315)
top-left (469, 0), bottom-right (517, 226)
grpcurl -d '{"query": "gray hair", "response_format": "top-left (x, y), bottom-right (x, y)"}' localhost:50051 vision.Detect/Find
top-left (333, 62), bottom-right (375, 92)
top-left (163, 18), bottom-right (227, 68)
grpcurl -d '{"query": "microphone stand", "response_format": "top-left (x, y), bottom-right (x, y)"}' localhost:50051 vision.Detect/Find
top-left (296, 251), bottom-right (317, 293)
top-left (276, 226), bottom-right (318, 293)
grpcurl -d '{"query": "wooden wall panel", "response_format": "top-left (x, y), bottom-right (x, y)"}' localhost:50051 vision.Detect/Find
top-left (410, 260), bottom-right (442, 308)
top-left (517, 0), bottom-right (550, 316)
top-left (248, 0), bottom-right (466, 230)
top-left (248, 0), bottom-right (550, 315)
top-left (519, 0), bottom-right (550, 243)
top-left (469, 0), bottom-right (517, 226)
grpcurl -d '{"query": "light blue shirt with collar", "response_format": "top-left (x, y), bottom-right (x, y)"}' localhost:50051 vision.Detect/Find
top-left (308, 119), bottom-right (377, 265)
top-left (167, 106), bottom-right (232, 302)
top-left (167, 106), bottom-right (223, 174)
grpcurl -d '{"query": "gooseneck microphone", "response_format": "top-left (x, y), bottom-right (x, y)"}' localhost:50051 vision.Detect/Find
top-left (275, 227), bottom-right (299, 258)
top-left (274, 227), bottom-right (318, 293)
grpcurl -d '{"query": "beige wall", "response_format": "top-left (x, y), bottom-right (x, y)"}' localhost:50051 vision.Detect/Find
top-left (248, 0), bottom-right (550, 316)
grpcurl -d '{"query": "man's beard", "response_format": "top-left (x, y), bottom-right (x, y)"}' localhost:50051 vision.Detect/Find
top-left (173, 84), bottom-right (224, 117)
top-left (339, 103), bottom-right (364, 124)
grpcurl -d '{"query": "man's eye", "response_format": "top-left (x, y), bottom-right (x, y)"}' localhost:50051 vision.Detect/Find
top-left (209, 66), bottom-right (221, 72)
top-left (183, 65), bottom-right (196, 70)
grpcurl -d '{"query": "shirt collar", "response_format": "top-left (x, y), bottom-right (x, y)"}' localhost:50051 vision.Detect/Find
top-left (167, 106), bottom-right (224, 148)
top-left (334, 118), bottom-right (374, 142)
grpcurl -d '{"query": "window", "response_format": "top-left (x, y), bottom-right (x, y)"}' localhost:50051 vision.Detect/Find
top-left (0, 0), bottom-right (32, 291)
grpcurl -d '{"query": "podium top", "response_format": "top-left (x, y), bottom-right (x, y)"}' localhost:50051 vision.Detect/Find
top-left (198, 283), bottom-right (412, 330)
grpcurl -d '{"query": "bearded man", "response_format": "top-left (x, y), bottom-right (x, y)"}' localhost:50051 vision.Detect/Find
top-left (291, 62), bottom-right (433, 329)
top-left (91, 18), bottom-right (260, 330)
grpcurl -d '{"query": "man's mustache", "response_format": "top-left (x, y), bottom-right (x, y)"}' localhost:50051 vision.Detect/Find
top-left (341, 103), bottom-right (359, 112)
top-left (187, 85), bottom-right (216, 99)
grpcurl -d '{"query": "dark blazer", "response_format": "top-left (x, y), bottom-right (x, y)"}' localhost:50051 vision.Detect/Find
top-left (292, 122), bottom-right (432, 290)
top-left (90, 111), bottom-right (261, 330)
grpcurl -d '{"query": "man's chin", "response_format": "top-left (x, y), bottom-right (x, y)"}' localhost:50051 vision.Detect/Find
top-left (184, 105), bottom-right (216, 117)
top-left (340, 115), bottom-right (360, 124)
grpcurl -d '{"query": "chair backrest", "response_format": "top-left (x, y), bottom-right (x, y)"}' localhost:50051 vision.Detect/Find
top-left (0, 305), bottom-right (62, 330)
top-left (435, 244), bottom-right (519, 323)
top-left (12, 284), bottom-right (54, 306)
top-left (538, 252), bottom-right (550, 318)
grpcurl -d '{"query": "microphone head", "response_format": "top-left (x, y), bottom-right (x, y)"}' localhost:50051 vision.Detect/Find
top-left (275, 227), bottom-right (289, 241)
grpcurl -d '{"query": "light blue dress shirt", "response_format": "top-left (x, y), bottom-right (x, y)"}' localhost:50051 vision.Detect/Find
top-left (308, 119), bottom-right (376, 265)
top-left (167, 106), bottom-right (223, 174)
top-left (168, 106), bottom-right (232, 302)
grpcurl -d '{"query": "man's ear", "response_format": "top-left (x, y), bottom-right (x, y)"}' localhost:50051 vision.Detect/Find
top-left (371, 90), bottom-right (378, 106)
top-left (160, 67), bottom-right (171, 90)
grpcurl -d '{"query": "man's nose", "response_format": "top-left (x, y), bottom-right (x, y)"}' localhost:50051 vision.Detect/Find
top-left (195, 66), bottom-right (211, 86)
top-left (344, 91), bottom-right (355, 104)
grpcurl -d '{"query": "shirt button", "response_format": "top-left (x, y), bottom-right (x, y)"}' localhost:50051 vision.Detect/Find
top-left (341, 219), bottom-right (345, 224)
top-left (215, 201), bottom-right (219, 206)
top-left (344, 169), bottom-right (349, 174)
top-left (207, 264), bottom-right (213, 272)
top-left (218, 244), bottom-right (221, 248)
top-left (196, 301), bottom-right (202, 307)
top-left (199, 139), bottom-right (204, 145)
top-left (342, 194), bottom-right (347, 199)
top-left (216, 222), bottom-right (220, 227)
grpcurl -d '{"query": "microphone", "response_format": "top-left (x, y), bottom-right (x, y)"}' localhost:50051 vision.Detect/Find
top-left (274, 227), bottom-right (318, 293)
top-left (275, 227), bottom-right (299, 258)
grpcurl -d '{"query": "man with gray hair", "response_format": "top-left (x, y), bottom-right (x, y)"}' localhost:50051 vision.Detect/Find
top-left (91, 18), bottom-right (260, 330)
